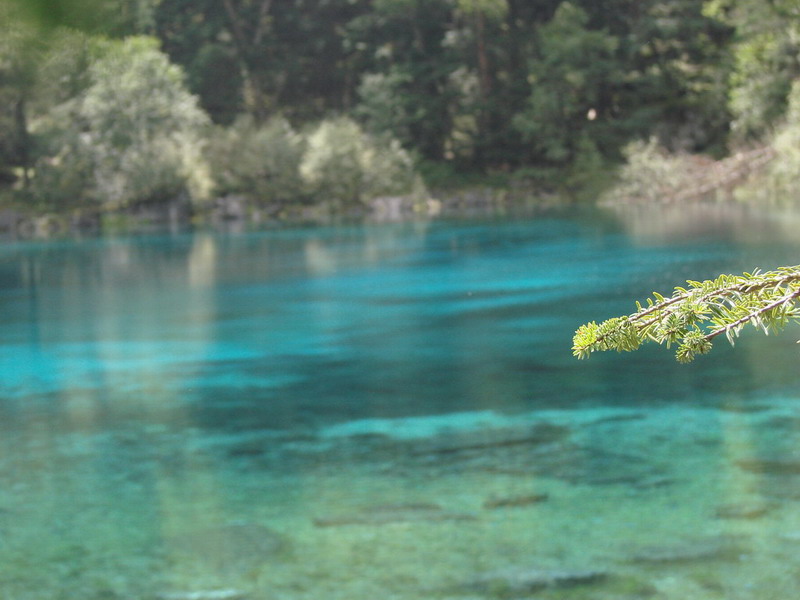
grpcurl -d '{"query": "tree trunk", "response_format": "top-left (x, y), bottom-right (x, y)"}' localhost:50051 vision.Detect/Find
top-left (14, 97), bottom-right (31, 187)
top-left (221, 0), bottom-right (274, 121)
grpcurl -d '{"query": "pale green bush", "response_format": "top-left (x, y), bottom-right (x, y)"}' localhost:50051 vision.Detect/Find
top-left (31, 36), bottom-right (211, 210)
top-left (603, 138), bottom-right (697, 203)
top-left (300, 117), bottom-right (418, 206)
top-left (207, 115), bottom-right (306, 205)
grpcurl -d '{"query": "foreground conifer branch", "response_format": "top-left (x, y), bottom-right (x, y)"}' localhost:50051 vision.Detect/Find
top-left (573, 266), bottom-right (800, 363)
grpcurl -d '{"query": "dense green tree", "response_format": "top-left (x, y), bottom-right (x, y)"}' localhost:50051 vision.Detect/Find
top-left (1, 0), bottom-right (157, 34)
top-left (512, 0), bottom-right (731, 172)
top-left (3, 0), bottom-right (798, 216)
top-left (0, 0), bottom-right (161, 194)
top-left (513, 3), bottom-right (621, 166)
top-left (144, 0), bottom-right (736, 175)
top-left (348, 0), bottom-right (460, 162)
top-left (355, 68), bottom-right (416, 147)
top-left (155, 0), bottom-right (366, 124)
top-left (705, 0), bottom-right (800, 139)
top-left (0, 21), bottom-right (40, 187)
top-left (585, 0), bottom-right (732, 152)
top-left (154, 0), bottom-right (245, 123)
top-left (0, 20), bottom-right (96, 191)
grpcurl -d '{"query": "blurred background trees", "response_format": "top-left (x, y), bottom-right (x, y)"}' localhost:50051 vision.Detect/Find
top-left (1, 0), bottom-right (799, 219)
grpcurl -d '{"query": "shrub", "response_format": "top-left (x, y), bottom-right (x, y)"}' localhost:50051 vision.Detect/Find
top-left (30, 36), bottom-right (211, 210)
top-left (206, 115), bottom-right (306, 206)
top-left (299, 117), bottom-right (418, 206)
top-left (603, 138), bottom-right (698, 203)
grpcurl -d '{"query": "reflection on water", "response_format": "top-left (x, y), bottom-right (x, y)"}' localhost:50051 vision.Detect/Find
top-left (2, 204), bottom-right (800, 599)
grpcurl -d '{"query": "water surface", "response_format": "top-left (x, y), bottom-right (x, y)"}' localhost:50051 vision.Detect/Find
top-left (2, 204), bottom-right (800, 599)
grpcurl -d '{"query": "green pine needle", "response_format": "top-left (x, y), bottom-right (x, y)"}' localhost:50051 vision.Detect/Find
top-left (573, 266), bottom-right (800, 362)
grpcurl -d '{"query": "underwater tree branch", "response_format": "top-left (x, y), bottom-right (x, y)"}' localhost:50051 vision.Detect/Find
top-left (573, 266), bottom-right (800, 363)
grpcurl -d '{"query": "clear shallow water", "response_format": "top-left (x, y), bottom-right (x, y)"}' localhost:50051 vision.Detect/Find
top-left (3, 204), bottom-right (800, 599)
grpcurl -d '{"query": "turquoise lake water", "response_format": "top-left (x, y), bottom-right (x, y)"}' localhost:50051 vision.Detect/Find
top-left (3, 204), bottom-right (800, 599)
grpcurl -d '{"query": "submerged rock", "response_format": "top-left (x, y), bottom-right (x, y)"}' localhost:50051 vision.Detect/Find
top-left (460, 566), bottom-right (607, 596)
top-left (166, 522), bottom-right (290, 572)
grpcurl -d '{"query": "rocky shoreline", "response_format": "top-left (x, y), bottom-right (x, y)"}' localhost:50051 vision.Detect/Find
top-left (0, 184), bottom-right (558, 239)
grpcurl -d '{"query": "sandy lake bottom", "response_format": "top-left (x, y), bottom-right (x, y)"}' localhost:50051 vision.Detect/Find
top-left (3, 399), bottom-right (800, 600)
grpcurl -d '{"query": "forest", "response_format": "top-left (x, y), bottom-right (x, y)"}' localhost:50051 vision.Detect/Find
top-left (2, 0), bottom-right (800, 230)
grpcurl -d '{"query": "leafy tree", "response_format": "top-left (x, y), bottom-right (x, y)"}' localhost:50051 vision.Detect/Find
top-left (32, 36), bottom-right (211, 210)
top-left (351, 0), bottom-right (558, 168)
top-left (0, 20), bottom-right (40, 187)
top-left (155, 0), bottom-right (365, 123)
top-left (705, 0), bottom-right (800, 139)
top-left (0, 0), bottom-right (161, 195)
top-left (603, 0), bottom-right (732, 153)
top-left (154, 0), bottom-right (245, 123)
top-left (350, 0), bottom-right (460, 162)
top-left (735, 80), bottom-right (800, 203)
top-left (513, 2), bottom-right (621, 166)
top-left (573, 266), bottom-right (800, 363)
top-left (355, 68), bottom-right (416, 148)
top-left (1, 0), bottom-right (157, 34)
top-left (448, 0), bottom-right (520, 167)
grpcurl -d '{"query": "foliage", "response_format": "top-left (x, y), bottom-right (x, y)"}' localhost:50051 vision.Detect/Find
top-left (3, 0), bottom-right (800, 218)
top-left (705, 0), bottom-right (800, 139)
top-left (155, 0), bottom-right (363, 123)
top-left (355, 69), bottom-right (415, 147)
top-left (206, 115), bottom-right (306, 205)
top-left (728, 31), bottom-right (797, 138)
top-left (620, 0), bottom-right (733, 154)
top-left (513, 2), bottom-right (620, 165)
top-left (603, 138), bottom-right (698, 203)
top-left (735, 81), bottom-right (800, 203)
top-left (563, 133), bottom-right (614, 200)
top-left (348, 0), bottom-right (459, 162)
top-left (32, 36), bottom-right (211, 210)
top-left (573, 266), bottom-right (800, 363)
top-left (300, 117), bottom-right (419, 206)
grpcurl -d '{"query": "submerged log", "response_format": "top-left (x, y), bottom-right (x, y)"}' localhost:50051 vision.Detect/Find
top-left (482, 493), bottom-right (549, 510)
top-left (411, 423), bottom-right (570, 456)
top-left (313, 502), bottom-right (477, 527)
top-left (715, 502), bottom-right (771, 520)
top-left (460, 566), bottom-right (607, 596)
top-left (735, 458), bottom-right (800, 475)
top-left (158, 591), bottom-right (247, 600)
top-left (629, 535), bottom-right (747, 564)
